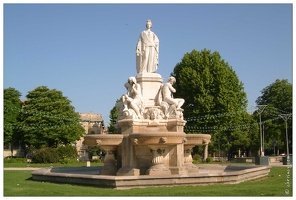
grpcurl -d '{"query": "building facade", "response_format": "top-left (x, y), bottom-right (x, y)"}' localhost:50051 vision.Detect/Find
top-left (77, 112), bottom-right (106, 160)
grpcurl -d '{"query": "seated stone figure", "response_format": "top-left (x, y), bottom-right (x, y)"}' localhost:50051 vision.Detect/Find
top-left (122, 76), bottom-right (145, 119)
top-left (156, 76), bottom-right (185, 119)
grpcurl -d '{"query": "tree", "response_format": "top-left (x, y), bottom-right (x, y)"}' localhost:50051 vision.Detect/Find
top-left (255, 79), bottom-right (292, 155)
top-left (19, 86), bottom-right (85, 149)
top-left (171, 49), bottom-right (255, 156)
top-left (256, 79), bottom-right (292, 113)
top-left (3, 87), bottom-right (23, 154)
top-left (108, 99), bottom-right (121, 134)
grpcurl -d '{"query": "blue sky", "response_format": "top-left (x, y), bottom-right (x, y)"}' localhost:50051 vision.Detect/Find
top-left (3, 2), bottom-right (293, 126)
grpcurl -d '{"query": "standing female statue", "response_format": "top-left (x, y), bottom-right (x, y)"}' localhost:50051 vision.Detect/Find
top-left (136, 19), bottom-right (159, 74)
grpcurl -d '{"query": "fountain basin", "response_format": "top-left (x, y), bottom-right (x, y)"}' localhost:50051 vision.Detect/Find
top-left (83, 134), bottom-right (123, 146)
top-left (184, 133), bottom-right (211, 145)
top-left (129, 132), bottom-right (186, 145)
top-left (183, 133), bottom-right (211, 173)
top-left (31, 164), bottom-right (271, 189)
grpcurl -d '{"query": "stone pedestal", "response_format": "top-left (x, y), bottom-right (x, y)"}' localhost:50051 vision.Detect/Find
top-left (255, 156), bottom-right (269, 166)
top-left (283, 156), bottom-right (292, 165)
top-left (136, 72), bottom-right (163, 107)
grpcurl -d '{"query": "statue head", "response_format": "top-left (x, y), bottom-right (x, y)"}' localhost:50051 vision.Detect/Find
top-left (146, 19), bottom-right (152, 29)
top-left (128, 76), bottom-right (137, 85)
top-left (167, 76), bottom-right (176, 84)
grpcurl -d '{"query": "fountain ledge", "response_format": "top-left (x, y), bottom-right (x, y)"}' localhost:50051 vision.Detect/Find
top-left (31, 165), bottom-right (271, 189)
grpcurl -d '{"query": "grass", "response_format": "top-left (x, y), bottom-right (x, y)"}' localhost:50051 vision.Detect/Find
top-left (3, 166), bottom-right (293, 196)
top-left (3, 161), bottom-right (104, 168)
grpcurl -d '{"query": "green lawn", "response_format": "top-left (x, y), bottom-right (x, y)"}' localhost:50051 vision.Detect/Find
top-left (3, 166), bottom-right (292, 196)
top-left (3, 161), bottom-right (104, 168)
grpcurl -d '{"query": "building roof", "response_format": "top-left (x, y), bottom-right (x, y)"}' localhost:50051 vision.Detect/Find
top-left (79, 112), bottom-right (103, 122)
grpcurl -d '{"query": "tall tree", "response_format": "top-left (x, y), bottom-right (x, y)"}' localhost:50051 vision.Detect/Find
top-left (3, 87), bottom-right (23, 154)
top-left (19, 86), bottom-right (85, 149)
top-left (108, 99), bottom-right (122, 134)
top-left (255, 79), bottom-right (292, 155)
top-left (171, 49), bottom-right (255, 156)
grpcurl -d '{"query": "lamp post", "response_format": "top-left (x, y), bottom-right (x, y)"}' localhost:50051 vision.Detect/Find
top-left (279, 113), bottom-right (292, 160)
top-left (262, 123), bottom-right (265, 156)
top-left (218, 136), bottom-right (220, 162)
top-left (272, 140), bottom-right (276, 156)
top-left (257, 105), bottom-right (267, 157)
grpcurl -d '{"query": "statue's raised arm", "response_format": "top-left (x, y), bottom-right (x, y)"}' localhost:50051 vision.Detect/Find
top-left (136, 19), bottom-right (159, 74)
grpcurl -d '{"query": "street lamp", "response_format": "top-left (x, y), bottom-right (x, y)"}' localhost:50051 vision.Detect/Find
top-left (279, 113), bottom-right (292, 162)
top-left (218, 136), bottom-right (220, 162)
top-left (257, 105), bottom-right (267, 157)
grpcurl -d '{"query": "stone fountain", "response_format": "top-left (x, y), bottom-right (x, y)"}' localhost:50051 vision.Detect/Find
top-left (83, 65), bottom-right (212, 177)
top-left (31, 20), bottom-right (270, 189)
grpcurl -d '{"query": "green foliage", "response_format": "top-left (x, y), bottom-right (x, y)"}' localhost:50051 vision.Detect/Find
top-left (108, 99), bottom-right (121, 134)
top-left (88, 146), bottom-right (102, 159)
top-left (4, 157), bottom-right (27, 163)
top-left (205, 157), bottom-right (213, 163)
top-left (172, 49), bottom-right (253, 153)
top-left (57, 145), bottom-right (79, 159)
top-left (31, 147), bottom-right (60, 163)
top-left (192, 146), bottom-right (204, 155)
top-left (18, 86), bottom-right (85, 149)
top-left (256, 79), bottom-right (292, 113)
top-left (192, 154), bottom-right (202, 163)
top-left (172, 49), bottom-right (247, 117)
top-left (31, 146), bottom-right (79, 164)
top-left (3, 88), bottom-right (22, 144)
top-left (255, 79), bottom-right (292, 154)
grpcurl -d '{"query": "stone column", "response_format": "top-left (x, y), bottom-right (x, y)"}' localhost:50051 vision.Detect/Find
top-left (169, 143), bottom-right (188, 175)
top-left (203, 139), bottom-right (209, 161)
top-left (116, 135), bottom-right (140, 176)
top-left (204, 144), bottom-right (208, 160)
top-left (184, 144), bottom-right (199, 173)
top-left (99, 146), bottom-right (118, 175)
top-left (184, 146), bottom-right (194, 164)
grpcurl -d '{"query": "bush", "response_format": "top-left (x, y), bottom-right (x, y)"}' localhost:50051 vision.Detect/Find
top-left (31, 148), bottom-right (60, 163)
top-left (57, 145), bottom-right (78, 160)
top-left (192, 154), bottom-right (202, 163)
top-left (4, 157), bottom-right (27, 163)
top-left (206, 157), bottom-right (213, 163)
top-left (88, 146), bottom-right (102, 159)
